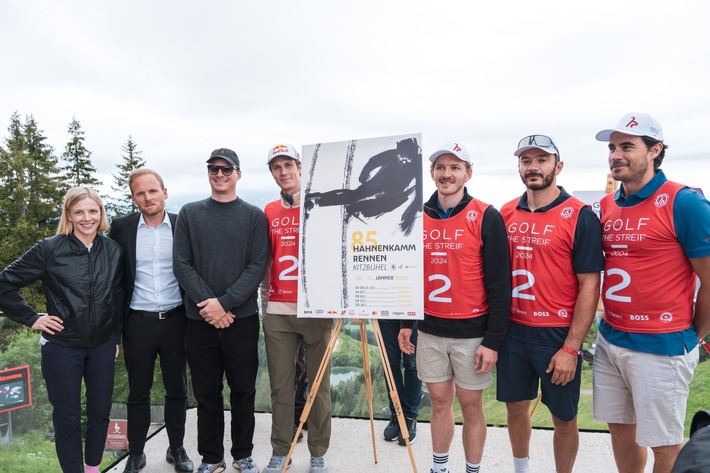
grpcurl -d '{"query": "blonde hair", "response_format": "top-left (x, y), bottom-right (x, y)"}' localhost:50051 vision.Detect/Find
top-left (56, 187), bottom-right (109, 235)
top-left (128, 168), bottom-right (165, 194)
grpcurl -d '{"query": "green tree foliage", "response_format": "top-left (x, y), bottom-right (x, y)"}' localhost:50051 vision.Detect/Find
top-left (0, 329), bottom-right (52, 434)
top-left (0, 113), bottom-right (64, 311)
top-left (330, 354), bottom-right (390, 419)
top-left (108, 135), bottom-right (145, 218)
top-left (331, 332), bottom-right (365, 367)
top-left (60, 116), bottom-right (101, 189)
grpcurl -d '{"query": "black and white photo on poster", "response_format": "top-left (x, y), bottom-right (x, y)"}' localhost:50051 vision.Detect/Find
top-left (298, 134), bottom-right (424, 320)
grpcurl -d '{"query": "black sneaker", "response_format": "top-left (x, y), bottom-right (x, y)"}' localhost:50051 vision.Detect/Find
top-left (166, 446), bottom-right (194, 472)
top-left (123, 453), bottom-right (146, 473)
top-left (383, 414), bottom-right (400, 441)
top-left (397, 416), bottom-right (417, 446)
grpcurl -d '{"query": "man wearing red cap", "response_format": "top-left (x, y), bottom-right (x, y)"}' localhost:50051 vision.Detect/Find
top-left (261, 143), bottom-right (333, 473)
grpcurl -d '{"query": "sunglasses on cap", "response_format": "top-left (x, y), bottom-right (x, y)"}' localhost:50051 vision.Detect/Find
top-left (517, 135), bottom-right (560, 158)
top-left (207, 164), bottom-right (237, 176)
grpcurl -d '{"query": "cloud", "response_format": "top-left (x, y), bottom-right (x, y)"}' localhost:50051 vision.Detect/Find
top-left (1, 0), bottom-right (708, 210)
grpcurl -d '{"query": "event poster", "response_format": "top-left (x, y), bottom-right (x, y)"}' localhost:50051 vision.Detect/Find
top-left (298, 134), bottom-right (424, 320)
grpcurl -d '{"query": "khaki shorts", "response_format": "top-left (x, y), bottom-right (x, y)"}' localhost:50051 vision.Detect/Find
top-left (416, 331), bottom-right (493, 391)
top-left (592, 332), bottom-right (699, 447)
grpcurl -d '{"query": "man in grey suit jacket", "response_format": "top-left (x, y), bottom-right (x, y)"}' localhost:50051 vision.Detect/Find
top-left (109, 169), bottom-right (193, 473)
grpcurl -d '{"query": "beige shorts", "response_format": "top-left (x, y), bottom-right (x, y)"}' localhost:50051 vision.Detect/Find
top-left (592, 332), bottom-right (699, 447)
top-left (416, 331), bottom-right (493, 391)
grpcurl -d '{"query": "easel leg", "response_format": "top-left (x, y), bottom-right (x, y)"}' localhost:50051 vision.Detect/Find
top-left (530, 391), bottom-right (543, 418)
top-left (371, 319), bottom-right (418, 473)
top-left (282, 318), bottom-right (344, 473)
top-left (360, 319), bottom-right (378, 464)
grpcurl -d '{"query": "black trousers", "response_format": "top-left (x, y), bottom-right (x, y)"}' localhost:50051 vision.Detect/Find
top-left (380, 319), bottom-right (422, 418)
top-left (123, 309), bottom-right (188, 454)
top-left (42, 337), bottom-right (116, 473)
top-left (185, 315), bottom-right (259, 464)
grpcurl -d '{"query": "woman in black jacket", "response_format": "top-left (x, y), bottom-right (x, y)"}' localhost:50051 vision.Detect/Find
top-left (0, 187), bottom-right (124, 473)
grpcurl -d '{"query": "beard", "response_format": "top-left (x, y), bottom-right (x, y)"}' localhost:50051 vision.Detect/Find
top-left (522, 171), bottom-right (555, 191)
top-left (139, 203), bottom-right (164, 217)
top-left (610, 158), bottom-right (649, 184)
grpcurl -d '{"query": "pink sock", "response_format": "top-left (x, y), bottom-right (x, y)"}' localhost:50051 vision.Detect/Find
top-left (85, 465), bottom-right (100, 473)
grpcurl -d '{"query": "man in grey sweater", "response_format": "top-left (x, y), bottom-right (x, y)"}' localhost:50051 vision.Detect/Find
top-left (173, 148), bottom-right (269, 473)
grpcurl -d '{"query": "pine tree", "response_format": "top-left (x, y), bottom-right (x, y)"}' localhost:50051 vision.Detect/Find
top-left (0, 113), bottom-right (26, 233)
top-left (108, 135), bottom-right (146, 218)
top-left (60, 116), bottom-right (102, 189)
top-left (0, 113), bottom-right (64, 309)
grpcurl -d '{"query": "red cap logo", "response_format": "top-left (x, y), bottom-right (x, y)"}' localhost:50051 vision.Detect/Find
top-left (625, 117), bottom-right (639, 129)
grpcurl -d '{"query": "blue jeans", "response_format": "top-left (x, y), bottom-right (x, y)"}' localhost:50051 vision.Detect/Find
top-left (379, 320), bottom-right (422, 418)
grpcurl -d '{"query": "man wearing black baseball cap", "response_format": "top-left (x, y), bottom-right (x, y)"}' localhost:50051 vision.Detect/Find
top-left (174, 147), bottom-right (269, 473)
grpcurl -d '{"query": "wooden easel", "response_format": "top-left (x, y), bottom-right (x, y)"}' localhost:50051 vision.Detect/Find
top-left (282, 318), bottom-right (418, 473)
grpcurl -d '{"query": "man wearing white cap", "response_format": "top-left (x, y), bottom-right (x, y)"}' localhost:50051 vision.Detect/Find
top-left (261, 143), bottom-right (333, 473)
top-left (399, 142), bottom-right (510, 473)
top-left (497, 136), bottom-right (603, 473)
top-left (593, 113), bottom-right (710, 473)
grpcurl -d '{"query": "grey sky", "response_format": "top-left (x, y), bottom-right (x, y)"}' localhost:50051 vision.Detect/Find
top-left (1, 0), bottom-right (708, 211)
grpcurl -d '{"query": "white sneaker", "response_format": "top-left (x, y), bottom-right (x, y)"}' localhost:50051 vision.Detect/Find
top-left (196, 461), bottom-right (226, 473)
top-left (233, 456), bottom-right (259, 473)
top-left (263, 455), bottom-right (291, 473)
top-left (309, 456), bottom-right (328, 473)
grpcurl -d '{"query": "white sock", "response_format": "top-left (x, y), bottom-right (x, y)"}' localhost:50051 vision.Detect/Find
top-left (513, 456), bottom-right (530, 473)
top-left (465, 461), bottom-right (480, 473)
top-left (431, 451), bottom-right (449, 473)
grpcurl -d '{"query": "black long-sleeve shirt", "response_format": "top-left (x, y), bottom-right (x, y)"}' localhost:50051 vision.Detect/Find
top-left (403, 188), bottom-right (511, 351)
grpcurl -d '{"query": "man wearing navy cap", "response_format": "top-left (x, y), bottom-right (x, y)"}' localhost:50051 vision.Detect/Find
top-left (173, 148), bottom-right (269, 473)
top-left (593, 113), bottom-right (710, 473)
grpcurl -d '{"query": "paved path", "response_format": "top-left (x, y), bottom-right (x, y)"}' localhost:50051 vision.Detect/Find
top-left (107, 409), bottom-right (653, 472)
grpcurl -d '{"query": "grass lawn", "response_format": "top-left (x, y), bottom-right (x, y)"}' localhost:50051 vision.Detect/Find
top-left (440, 358), bottom-right (709, 438)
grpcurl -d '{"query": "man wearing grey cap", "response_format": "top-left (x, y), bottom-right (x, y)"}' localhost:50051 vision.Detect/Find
top-left (497, 135), bottom-right (603, 473)
top-left (593, 113), bottom-right (710, 473)
top-left (173, 148), bottom-right (269, 473)
top-left (399, 142), bottom-right (510, 473)
top-left (260, 143), bottom-right (333, 473)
